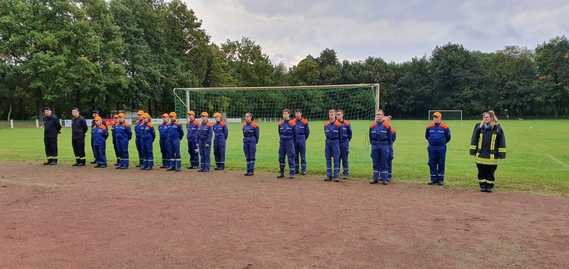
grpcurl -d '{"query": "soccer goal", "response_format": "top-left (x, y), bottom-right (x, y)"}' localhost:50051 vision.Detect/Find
top-left (427, 110), bottom-right (463, 121)
top-left (172, 84), bottom-right (381, 122)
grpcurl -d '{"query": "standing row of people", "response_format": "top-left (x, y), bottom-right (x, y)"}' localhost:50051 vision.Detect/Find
top-left (42, 107), bottom-right (506, 192)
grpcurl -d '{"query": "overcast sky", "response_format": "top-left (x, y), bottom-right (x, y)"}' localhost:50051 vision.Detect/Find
top-left (188, 0), bottom-right (569, 66)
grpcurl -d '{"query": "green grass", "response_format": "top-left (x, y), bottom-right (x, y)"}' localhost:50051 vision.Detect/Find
top-left (1, 120), bottom-right (569, 194)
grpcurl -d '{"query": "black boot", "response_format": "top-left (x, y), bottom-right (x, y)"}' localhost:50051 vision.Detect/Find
top-left (72, 159), bottom-right (81, 167)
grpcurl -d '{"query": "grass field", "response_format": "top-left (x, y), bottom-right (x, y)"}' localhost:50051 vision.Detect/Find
top-left (1, 120), bottom-right (568, 194)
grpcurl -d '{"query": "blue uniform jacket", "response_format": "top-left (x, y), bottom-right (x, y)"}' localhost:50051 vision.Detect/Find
top-left (213, 121), bottom-right (228, 142)
top-left (294, 118), bottom-right (310, 141)
top-left (324, 120), bottom-right (341, 141)
top-left (243, 122), bottom-right (259, 144)
top-left (141, 123), bottom-right (156, 142)
top-left (159, 123), bottom-right (169, 140)
top-left (425, 122), bottom-right (451, 147)
top-left (92, 126), bottom-right (109, 146)
top-left (114, 123), bottom-right (132, 142)
top-left (279, 119), bottom-right (296, 142)
top-left (187, 120), bottom-right (200, 142)
top-left (168, 122), bottom-right (184, 140)
top-left (369, 121), bottom-right (395, 146)
top-left (339, 120), bottom-right (352, 143)
top-left (198, 122), bottom-right (213, 145)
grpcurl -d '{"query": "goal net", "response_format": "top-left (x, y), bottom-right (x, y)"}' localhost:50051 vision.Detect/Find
top-left (427, 110), bottom-right (463, 121)
top-left (173, 84), bottom-right (381, 122)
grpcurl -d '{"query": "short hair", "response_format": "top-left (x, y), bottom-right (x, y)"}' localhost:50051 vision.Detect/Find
top-left (336, 109), bottom-right (344, 114)
top-left (376, 109), bottom-right (384, 114)
top-left (72, 107), bottom-right (79, 112)
top-left (294, 109), bottom-right (302, 114)
top-left (328, 109), bottom-right (336, 114)
top-left (43, 107), bottom-right (51, 112)
top-left (282, 108), bottom-right (290, 114)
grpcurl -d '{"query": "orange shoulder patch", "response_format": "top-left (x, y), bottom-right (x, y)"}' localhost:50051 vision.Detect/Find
top-left (370, 122), bottom-right (377, 128)
top-left (290, 119), bottom-right (297, 126)
top-left (334, 120), bottom-right (341, 127)
top-left (301, 118), bottom-right (308, 125)
top-left (218, 121), bottom-right (225, 127)
top-left (344, 120), bottom-right (350, 126)
top-left (427, 122), bottom-right (435, 128)
top-left (441, 122), bottom-right (449, 129)
top-left (382, 121), bottom-right (391, 128)
top-left (251, 121), bottom-right (258, 129)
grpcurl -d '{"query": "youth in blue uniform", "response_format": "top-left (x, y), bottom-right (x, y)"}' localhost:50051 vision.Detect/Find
top-left (114, 114), bottom-right (132, 169)
top-left (92, 117), bottom-right (109, 168)
top-left (140, 113), bottom-right (156, 170)
top-left (89, 110), bottom-right (102, 164)
top-left (336, 110), bottom-right (352, 178)
top-left (134, 110), bottom-right (145, 167)
top-left (186, 111), bottom-right (200, 169)
top-left (111, 115), bottom-right (120, 166)
top-left (369, 110), bottom-right (396, 185)
top-left (198, 112), bottom-right (213, 172)
top-left (324, 109), bottom-right (341, 182)
top-left (388, 126), bottom-right (396, 181)
top-left (166, 112), bottom-right (184, 171)
top-left (277, 109), bottom-right (296, 179)
top-left (213, 112), bottom-right (229, 170)
top-left (293, 110), bottom-right (310, 175)
top-left (159, 114), bottom-right (170, 168)
top-left (425, 112), bottom-right (451, 185)
top-left (242, 112), bottom-right (259, 176)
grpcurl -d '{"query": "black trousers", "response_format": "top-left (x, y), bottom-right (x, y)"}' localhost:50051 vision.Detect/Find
top-left (72, 138), bottom-right (86, 159)
top-left (44, 136), bottom-right (58, 160)
top-left (477, 163), bottom-right (497, 189)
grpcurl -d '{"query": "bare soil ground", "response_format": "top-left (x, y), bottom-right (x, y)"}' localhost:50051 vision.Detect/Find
top-left (1, 161), bottom-right (568, 269)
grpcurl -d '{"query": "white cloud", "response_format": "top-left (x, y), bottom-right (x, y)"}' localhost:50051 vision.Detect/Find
top-left (187, 0), bottom-right (569, 66)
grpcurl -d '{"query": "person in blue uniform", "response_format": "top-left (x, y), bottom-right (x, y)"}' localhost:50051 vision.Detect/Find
top-left (277, 109), bottom-right (296, 179)
top-left (111, 114), bottom-right (121, 167)
top-left (336, 110), bottom-right (352, 179)
top-left (324, 109), bottom-right (341, 182)
top-left (42, 108), bottom-right (62, 165)
top-left (425, 111), bottom-right (451, 186)
top-left (213, 112), bottom-right (229, 170)
top-left (369, 110), bottom-right (396, 185)
top-left (186, 111), bottom-right (200, 169)
top-left (198, 112), bottom-right (213, 172)
top-left (293, 110), bottom-right (310, 175)
top-left (71, 108), bottom-right (88, 167)
top-left (92, 116), bottom-right (109, 168)
top-left (140, 113), bottom-right (156, 170)
top-left (90, 110), bottom-right (101, 164)
top-left (242, 112), bottom-right (259, 176)
top-left (167, 112), bottom-right (184, 171)
top-left (134, 110), bottom-right (145, 168)
top-left (114, 113), bottom-right (132, 169)
top-left (470, 111), bottom-right (506, 193)
top-left (158, 113), bottom-right (170, 168)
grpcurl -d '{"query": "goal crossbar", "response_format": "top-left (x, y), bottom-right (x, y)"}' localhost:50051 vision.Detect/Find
top-left (173, 83), bottom-right (381, 114)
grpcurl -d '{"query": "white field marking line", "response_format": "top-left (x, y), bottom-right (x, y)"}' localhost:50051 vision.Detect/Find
top-left (545, 154), bottom-right (569, 171)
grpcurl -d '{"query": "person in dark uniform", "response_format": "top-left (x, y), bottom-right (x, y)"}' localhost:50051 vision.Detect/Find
top-left (140, 113), bottom-right (156, 170)
top-left (134, 110), bottom-right (145, 167)
top-left (111, 114), bottom-right (121, 167)
top-left (293, 110), bottom-right (310, 175)
top-left (166, 112), bottom-right (184, 171)
top-left (159, 113), bottom-right (170, 168)
top-left (470, 111), bottom-right (506, 193)
top-left (71, 108), bottom-right (88, 166)
top-left (114, 113), bottom-right (132, 169)
top-left (242, 112), bottom-right (259, 176)
top-left (277, 109), bottom-right (296, 179)
top-left (43, 108), bottom-right (62, 165)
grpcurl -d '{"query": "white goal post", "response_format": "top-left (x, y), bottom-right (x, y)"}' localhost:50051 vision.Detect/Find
top-left (172, 84), bottom-right (382, 120)
top-left (427, 110), bottom-right (463, 121)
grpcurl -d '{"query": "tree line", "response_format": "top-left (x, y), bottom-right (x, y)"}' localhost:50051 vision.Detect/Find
top-left (1, 0), bottom-right (568, 119)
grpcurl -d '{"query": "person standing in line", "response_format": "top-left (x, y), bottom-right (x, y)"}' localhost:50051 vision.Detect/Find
top-left (242, 112), bottom-right (259, 176)
top-left (71, 108), bottom-right (88, 167)
top-left (470, 111), bottom-right (506, 193)
top-left (42, 107), bottom-right (62, 165)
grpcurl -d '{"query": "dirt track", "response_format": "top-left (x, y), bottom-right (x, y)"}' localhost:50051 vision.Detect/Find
top-left (1, 161), bottom-right (568, 269)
